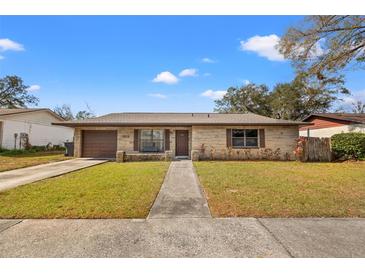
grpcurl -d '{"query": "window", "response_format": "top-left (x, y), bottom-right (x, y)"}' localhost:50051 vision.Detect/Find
top-left (140, 129), bottom-right (164, 152)
top-left (232, 129), bottom-right (258, 148)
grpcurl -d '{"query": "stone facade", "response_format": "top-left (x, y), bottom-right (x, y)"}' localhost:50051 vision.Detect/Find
top-left (191, 125), bottom-right (299, 160)
top-left (73, 126), bottom-right (191, 161)
top-left (73, 125), bottom-right (299, 161)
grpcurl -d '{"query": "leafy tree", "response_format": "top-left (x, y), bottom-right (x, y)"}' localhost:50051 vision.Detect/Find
top-left (271, 72), bottom-right (348, 120)
top-left (270, 82), bottom-right (303, 120)
top-left (214, 84), bottom-right (273, 116)
top-left (54, 104), bottom-right (95, 121)
top-left (214, 73), bottom-right (349, 120)
top-left (352, 100), bottom-right (365, 114)
top-left (0, 75), bottom-right (39, 108)
top-left (279, 16), bottom-right (365, 78)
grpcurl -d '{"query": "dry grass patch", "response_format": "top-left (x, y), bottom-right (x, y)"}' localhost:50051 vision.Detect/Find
top-left (0, 162), bottom-right (170, 218)
top-left (194, 161), bottom-right (365, 217)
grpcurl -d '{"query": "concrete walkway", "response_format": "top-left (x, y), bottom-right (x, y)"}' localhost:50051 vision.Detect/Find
top-left (148, 160), bottom-right (211, 219)
top-left (0, 218), bottom-right (364, 257)
top-left (0, 158), bottom-right (107, 192)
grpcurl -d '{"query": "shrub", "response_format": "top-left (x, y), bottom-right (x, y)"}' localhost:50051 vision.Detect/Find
top-left (0, 145), bottom-right (65, 156)
top-left (331, 132), bottom-right (365, 160)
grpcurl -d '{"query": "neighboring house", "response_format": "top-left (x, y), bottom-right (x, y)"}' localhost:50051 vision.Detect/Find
top-left (300, 113), bottom-right (365, 138)
top-left (54, 112), bottom-right (309, 161)
top-left (0, 108), bottom-right (74, 150)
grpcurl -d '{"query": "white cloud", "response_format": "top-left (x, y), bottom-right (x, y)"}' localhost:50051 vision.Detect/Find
top-left (310, 40), bottom-right (325, 57)
top-left (201, 57), bottom-right (216, 63)
top-left (0, 38), bottom-right (24, 52)
top-left (152, 71), bottom-right (179, 84)
top-left (243, 79), bottom-right (250, 85)
top-left (203, 72), bottom-right (211, 77)
top-left (240, 34), bottom-right (325, 62)
top-left (179, 68), bottom-right (198, 77)
top-left (338, 90), bottom-right (365, 110)
top-left (240, 34), bottom-right (284, 61)
top-left (201, 89), bottom-right (227, 100)
top-left (0, 55), bottom-right (4, 60)
top-left (27, 85), bottom-right (41, 92)
top-left (148, 93), bottom-right (167, 99)
top-left (343, 90), bottom-right (365, 103)
top-left (342, 97), bottom-right (357, 106)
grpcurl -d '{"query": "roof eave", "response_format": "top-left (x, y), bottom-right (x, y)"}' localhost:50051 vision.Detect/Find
top-left (52, 122), bottom-right (312, 127)
top-left (303, 114), bottom-right (365, 124)
top-left (0, 108), bottom-right (65, 121)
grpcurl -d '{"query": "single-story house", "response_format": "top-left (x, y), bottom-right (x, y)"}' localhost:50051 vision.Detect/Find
top-left (300, 113), bottom-right (365, 138)
top-left (0, 108), bottom-right (74, 150)
top-left (53, 112), bottom-right (310, 161)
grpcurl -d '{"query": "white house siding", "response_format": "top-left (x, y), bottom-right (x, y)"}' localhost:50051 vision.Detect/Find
top-left (0, 111), bottom-right (74, 150)
top-left (299, 124), bottom-right (365, 138)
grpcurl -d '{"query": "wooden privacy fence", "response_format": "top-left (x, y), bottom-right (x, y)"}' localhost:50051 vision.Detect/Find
top-left (295, 137), bottom-right (332, 162)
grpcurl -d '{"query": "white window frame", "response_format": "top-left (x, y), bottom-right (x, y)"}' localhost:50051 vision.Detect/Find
top-left (231, 129), bottom-right (259, 148)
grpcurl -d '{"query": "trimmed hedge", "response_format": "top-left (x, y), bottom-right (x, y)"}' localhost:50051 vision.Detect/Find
top-left (331, 132), bottom-right (365, 160)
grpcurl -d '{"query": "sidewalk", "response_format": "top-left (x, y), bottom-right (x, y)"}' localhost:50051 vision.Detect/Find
top-left (1, 218), bottom-right (364, 257)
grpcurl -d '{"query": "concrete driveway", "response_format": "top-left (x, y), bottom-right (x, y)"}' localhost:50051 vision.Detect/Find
top-left (0, 158), bottom-right (108, 192)
top-left (0, 218), bottom-right (364, 257)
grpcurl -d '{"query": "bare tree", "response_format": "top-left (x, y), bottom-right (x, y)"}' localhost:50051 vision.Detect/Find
top-left (54, 104), bottom-right (74, 120)
top-left (54, 103), bottom-right (96, 121)
top-left (352, 100), bottom-right (365, 114)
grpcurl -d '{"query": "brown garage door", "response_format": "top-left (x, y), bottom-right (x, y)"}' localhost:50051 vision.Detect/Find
top-left (82, 130), bottom-right (117, 158)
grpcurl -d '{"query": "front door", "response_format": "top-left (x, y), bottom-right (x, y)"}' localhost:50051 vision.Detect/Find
top-left (175, 130), bottom-right (189, 156)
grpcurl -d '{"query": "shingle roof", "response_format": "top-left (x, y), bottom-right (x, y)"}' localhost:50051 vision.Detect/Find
top-left (303, 113), bottom-right (365, 124)
top-left (0, 108), bottom-right (64, 121)
top-left (0, 108), bottom-right (46, 116)
top-left (53, 112), bottom-right (310, 126)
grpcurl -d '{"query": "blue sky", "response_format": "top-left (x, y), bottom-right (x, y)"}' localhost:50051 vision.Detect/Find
top-left (0, 16), bottom-right (364, 115)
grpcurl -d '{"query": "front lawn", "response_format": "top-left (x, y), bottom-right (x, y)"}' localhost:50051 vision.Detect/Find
top-left (0, 162), bottom-right (170, 218)
top-left (0, 151), bottom-right (70, 172)
top-left (194, 161), bottom-right (365, 217)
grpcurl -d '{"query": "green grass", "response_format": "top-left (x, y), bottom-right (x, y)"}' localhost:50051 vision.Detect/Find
top-left (0, 151), bottom-right (70, 172)
top-left (0, 162), bottom-right (169, 218)
top-left (194, 161), bottom-right (365, 218)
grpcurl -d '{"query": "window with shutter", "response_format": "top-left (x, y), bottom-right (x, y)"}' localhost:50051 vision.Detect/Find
top-left (230, 129), bottom-right (259, 148)
top-left (139, 129), bottom-right (164, 152)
